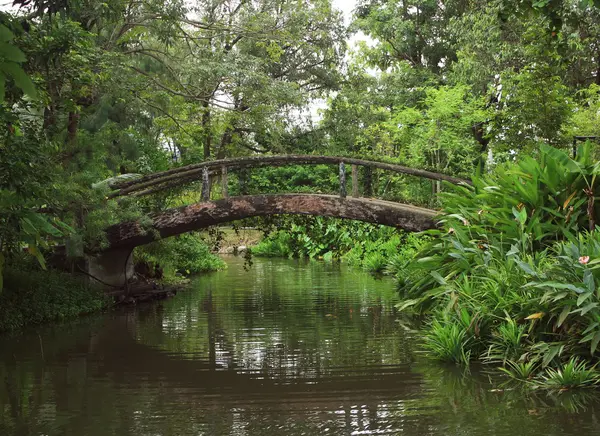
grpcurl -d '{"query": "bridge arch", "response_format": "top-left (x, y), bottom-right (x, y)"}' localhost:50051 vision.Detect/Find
top-left (89, 194), bottom-right (437, 287)
top-left (105, 194), bottom-right (437, 250)
top-left (90, 155), bottom-right (466, 287)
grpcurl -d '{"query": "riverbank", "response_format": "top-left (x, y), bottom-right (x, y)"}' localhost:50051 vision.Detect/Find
top-left (0, 234), bottom-right (225, 333)
top-left (396, 144), bottom-right (600, 390)
top-left (0, 267), bottom-right (108, 332)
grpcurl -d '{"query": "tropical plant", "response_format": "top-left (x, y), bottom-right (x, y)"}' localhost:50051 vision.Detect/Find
top-left (537, 358), bottom-right (599, 390)
top-left (423, 317), bottom-right (473, 365)
top-left (499, 360), bottom-right (538, 382)
top-left (402, 142), bottom-right (599, 304)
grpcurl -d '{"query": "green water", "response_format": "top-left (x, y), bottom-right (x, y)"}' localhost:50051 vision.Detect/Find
top-left (1, 257), bottom-right (599, 435)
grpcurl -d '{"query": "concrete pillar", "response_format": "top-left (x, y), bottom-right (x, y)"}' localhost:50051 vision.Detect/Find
top-left (86, 248), bottom-right (134, 288)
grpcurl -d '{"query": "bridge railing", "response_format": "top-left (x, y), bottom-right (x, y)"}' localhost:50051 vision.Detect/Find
top-left (109, 155), bottom-right (470, 201)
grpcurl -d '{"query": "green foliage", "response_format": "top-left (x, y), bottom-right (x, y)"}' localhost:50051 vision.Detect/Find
top-left (499, 360), bottom-right (538, 382)
top-left (230, 165), bottom-right (338, 196)
top-left (251, 231), bottom-right (294, 258)
top-left (134, 233), bottom-right (225, 283)
top-left (252, 216), bottom-right (427, 276)
top-left (0, 21), bottom-right (36, 100)
top-left (0, 266), bottom-right (107, 332)
top-left (486, 318), bottom-right (528, 365)
top-left (423, 317), bottom-right (473, 365)
top-left (537, 358), bottom-right (599, 390)
top-left (253, 216), bottom-right (384, 260)
top-left (399, 143), bottom-right (600, 384)
top-left (403, 142), bottom-right (599, 301)
top-left (0, 0), bottom-right (346, 300)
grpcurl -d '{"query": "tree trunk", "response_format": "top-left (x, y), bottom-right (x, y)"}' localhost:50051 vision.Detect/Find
top-left (67, 111), bottom-right (79, 144)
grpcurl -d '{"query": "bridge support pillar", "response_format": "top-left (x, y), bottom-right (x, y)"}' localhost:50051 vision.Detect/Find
top-left (86, 248), bottom-right (134, 288)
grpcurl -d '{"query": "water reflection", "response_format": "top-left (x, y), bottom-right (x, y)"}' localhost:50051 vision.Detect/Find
top-left (1, 257), bottom-right (599, 435)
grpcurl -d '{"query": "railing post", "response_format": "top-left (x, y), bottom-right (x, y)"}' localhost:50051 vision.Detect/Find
top-left (339, 162), bottom-right (347, 199)
top-left (201, 167), bottom-right (210, 201)
top-left (351, 164), bottom-right (359, 198)
top-left (221, 165), bottom-right (228, 199)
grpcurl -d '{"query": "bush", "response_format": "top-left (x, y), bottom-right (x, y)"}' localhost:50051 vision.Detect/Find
top-left (399, 142), bottom-right (600, 386)
top-left (252, 216), bottom-right (428, 276)
top-left (251, 231), bottom-right (294, 257)
top-left (402, 142), bottom-right (599, 301)
top-left (134, 233), bottom-right (225, 282)
top-left (424, 317), bottom-right (473, 365)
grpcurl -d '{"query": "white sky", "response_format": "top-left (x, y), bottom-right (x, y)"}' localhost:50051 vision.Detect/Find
top-left (333, 0), bottom-right (355, 24)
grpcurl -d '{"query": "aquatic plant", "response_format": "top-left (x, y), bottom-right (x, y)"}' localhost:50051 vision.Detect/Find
top-left (423, 318), bottom-right (473, 365)
top-left (537, 358), bottom-right (599, 390)
top-left (499, 360), bottom-right (537, 382)
top-left (485, 318), bottom-right (528, 364)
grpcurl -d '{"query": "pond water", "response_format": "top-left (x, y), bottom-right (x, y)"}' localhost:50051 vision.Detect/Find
top-left (1, 256), bottom-right (600, 435)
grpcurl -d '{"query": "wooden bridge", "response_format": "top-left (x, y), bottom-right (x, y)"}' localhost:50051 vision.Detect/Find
top-left (90, 155), bottom-right (469, 286)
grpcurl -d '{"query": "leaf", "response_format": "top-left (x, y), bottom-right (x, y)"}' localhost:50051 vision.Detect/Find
top-left (525, 312), bottom-right (545, 320)
top-left (512, 206), bottom-right (527, 225)
top-left (583, 322), bottom-right (599, 336)
top-left (579, 302), bottom-right (598, 316)
top-left (542, 344), bottom-right (564, 367)
top-left (396, 299), bottom-right (421, 311)
top-left (530, 282), bottom-right (586, 293)
top-left (578, 291), bottom-right (593, 306)
top-left (592, 330), bottom-right (600, 355)
top-left (557, 306), bottom-right (571, 328)
top-left (584, 269), bottom-right (595, 293)
top-left (430, 270), bottom-right (447, 285)
top-left (28, 245), bottom-right (46, 270)
top-left (0, 42), bottom-right (26, 63)
top-left (515, 260), bottom-right (535, 275)
top-left (540, 144), bottom-right (581, 173)
top-left (563, 190), bottom-right (577, 210)
top-left (0, 25), bottom-right (14, 42)
top-left (0, 62), bottom-right (36, 97)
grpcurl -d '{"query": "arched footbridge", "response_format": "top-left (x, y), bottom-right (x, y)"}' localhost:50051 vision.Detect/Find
top-left (90, 155), bottom-right (469, 286)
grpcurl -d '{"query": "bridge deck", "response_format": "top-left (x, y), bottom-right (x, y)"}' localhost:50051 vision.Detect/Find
top-left (105, 194), bottom-right (437, 249)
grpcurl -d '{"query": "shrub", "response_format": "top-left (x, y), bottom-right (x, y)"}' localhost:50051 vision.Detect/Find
top-left (399, 143), bottom-right (600, 384)
top-left (424, 317), bottom-right (473, 365)
top-left (403, 142), bottom-right (599, 302)
top-left (134, 233), bottom-right (225, 282)
top-left (537, 358), bottom-right (599, 390)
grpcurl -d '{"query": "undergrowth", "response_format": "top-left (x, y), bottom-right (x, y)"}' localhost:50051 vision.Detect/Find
top-left (251, 216), bottom-right (427, 276)
top-left (134, 233), bottom-right (225, 283)
top-left (0, 266), bottom-right (107, 332)
top-left (399, 143), bottom-right (600, 390)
